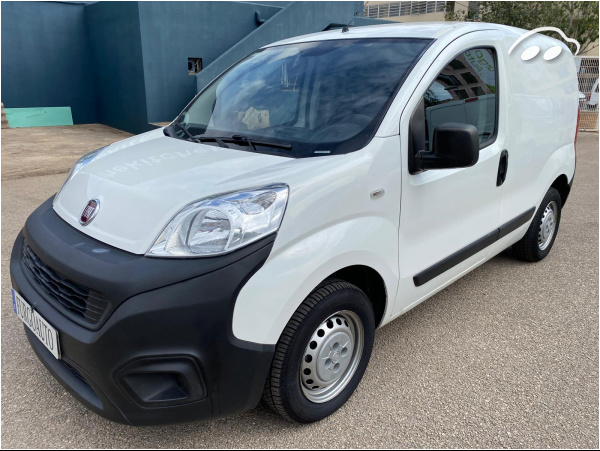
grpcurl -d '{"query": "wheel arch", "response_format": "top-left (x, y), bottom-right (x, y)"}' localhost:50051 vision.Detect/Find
top-left (327, 265), bottom-right (387, 328)
top-left (233, 238), bottom-right (398, 345)
top-left (551, 173), bottom-right (571, 206)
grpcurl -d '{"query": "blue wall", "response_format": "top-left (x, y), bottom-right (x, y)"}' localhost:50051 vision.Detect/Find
top-left (195, 1), bottom-right (364, 92)
top-left (138, 1), bottom-right (282, 124)
top-left (86, 1), bottom-right (152, 134)
top-left (1, 1), bottom-right (97, 124)
top-left (1, 1), bottom-right (372, 133)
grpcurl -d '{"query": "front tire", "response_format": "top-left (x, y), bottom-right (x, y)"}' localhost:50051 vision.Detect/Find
top-left (263, 280), bottom-right (375, 423)
top-left (512, 187), bottom-right (562, 262)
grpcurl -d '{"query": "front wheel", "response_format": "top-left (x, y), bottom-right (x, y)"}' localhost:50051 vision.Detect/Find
top-left (262, 280), bottom-right (375, 423)
top-left (512, 187), bottom-right (562, 262)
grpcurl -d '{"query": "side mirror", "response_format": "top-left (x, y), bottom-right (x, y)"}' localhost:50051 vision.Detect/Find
top-left (415, 123), bottom-right (479, 171)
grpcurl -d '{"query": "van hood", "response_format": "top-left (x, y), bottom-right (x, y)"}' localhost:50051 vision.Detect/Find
top-left (53, 129), bottom-right (317, 255)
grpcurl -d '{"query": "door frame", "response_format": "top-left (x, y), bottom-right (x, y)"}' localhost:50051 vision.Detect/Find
top-left (388, 30), bottom-right (508, 320)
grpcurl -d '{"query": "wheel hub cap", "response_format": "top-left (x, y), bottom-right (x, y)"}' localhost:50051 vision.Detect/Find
top-left (316, 331), bottom-right (353, 382)
top-left (538, 201), bottom-right (557, 250)
top-left (300, 311), bottom-right (363, 403)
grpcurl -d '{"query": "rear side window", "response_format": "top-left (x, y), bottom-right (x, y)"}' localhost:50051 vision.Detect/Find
top-left (423, 48), bottom-right (498, 151)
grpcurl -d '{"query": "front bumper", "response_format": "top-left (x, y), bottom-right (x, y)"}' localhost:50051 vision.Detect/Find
top-left (10, 198), bottom-right (275, 425)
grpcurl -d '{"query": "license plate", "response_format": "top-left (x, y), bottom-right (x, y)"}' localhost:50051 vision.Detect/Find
top-left (12, 289), bottom-right (60, 359)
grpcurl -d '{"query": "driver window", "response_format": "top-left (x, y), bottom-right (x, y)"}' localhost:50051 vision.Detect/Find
top-left (423, 48), bottom-right (498, 151)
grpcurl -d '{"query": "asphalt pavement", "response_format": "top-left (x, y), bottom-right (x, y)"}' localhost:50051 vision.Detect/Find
top-left (1, 126), bottom-right (598, 448)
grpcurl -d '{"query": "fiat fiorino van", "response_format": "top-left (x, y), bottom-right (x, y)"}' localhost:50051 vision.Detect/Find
top-left (10, 23), bottom-right (578, 425)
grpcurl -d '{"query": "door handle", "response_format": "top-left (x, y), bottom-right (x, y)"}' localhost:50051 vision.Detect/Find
top-left (497, 149), bottom-right (509, 186)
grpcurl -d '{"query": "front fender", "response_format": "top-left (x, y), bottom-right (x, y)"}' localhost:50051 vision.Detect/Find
top-left (232, 216), bottom-right (399, 344)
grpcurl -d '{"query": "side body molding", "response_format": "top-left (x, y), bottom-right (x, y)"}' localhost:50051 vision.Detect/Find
top-left (413, 208), bottom-right (535, 287)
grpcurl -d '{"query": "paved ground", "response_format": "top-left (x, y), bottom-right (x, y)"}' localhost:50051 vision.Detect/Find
top-left (2, 124), bottom-right (131, 181)
top-left (1, 126), bottom-right (598, 448)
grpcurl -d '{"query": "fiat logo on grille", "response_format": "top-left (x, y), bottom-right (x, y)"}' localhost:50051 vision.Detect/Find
top-left (79, 199), bottom-right (100, 226)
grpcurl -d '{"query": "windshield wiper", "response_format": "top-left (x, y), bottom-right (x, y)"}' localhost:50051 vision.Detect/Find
top-left (170, 123), bottom-right (231, 148)
top-left (172, 122), bottom-right (200, 143)
top-left (192, 134), bottom-right (292, 152)
top-left (233, 134), bottom-right (256, 152)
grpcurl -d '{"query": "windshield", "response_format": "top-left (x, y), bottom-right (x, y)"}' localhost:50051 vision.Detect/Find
top-left (168, 38), bottom-right (432, 158)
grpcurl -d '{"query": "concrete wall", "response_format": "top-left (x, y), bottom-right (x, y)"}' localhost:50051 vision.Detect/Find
top-left (581, 41), bottom-right (599, 57)
top-left (1, 1), bottom-right (97, 124)
top-left (352, 16), bottom-right (394, 27)
top-left (86, 1), bottom-right (151, 134)
top-left (1, 1), bottom-right (369, 133)
top-left (196, 1), bottom-right (364, 92)
top-left (363, 0), bottom-right (466, 23)
top-left (138, 1), bottom-right (282, 124)
top-left (384, 11), bottom-right (446, 23)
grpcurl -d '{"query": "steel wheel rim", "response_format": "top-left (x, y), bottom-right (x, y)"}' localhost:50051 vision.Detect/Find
top-left (538, 200), bottom-right (558, 250)
top-left (300, 310), bottom-right (364, 404)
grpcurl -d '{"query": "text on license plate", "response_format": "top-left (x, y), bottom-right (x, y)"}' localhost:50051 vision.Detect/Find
top-left (12, 289), bottom-right (61, 359)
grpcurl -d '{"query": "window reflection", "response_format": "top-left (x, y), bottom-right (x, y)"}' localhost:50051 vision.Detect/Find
top-left (423, 48), bottom-right (497, 151)
top-left (177, 38), bottom-right (432, 157)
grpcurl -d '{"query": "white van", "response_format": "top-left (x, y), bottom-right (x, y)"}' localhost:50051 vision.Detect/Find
top-left (10, 23), bottom-right (578, 425)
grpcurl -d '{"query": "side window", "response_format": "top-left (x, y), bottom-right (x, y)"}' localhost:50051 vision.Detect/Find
top-left (423, 48), bottom-right (497, 151)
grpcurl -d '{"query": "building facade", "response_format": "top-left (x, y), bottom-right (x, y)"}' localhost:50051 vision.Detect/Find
top-left (363, 1), bottom-right (598, 56)
top-left (1, 1), bottom-right (375, 133)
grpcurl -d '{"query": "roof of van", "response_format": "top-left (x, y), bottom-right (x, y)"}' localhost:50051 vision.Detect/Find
top-left (266, 22), bottom-right (523, 46)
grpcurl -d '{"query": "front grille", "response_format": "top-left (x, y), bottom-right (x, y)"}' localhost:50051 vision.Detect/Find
top-left (22, 242), bottom-right (108, 325)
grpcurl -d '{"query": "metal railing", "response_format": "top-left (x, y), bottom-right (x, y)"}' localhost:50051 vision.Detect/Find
top-left (576, 56), bottom-right (599, 131)
top-left (364, 1), bottom-right (450, 19)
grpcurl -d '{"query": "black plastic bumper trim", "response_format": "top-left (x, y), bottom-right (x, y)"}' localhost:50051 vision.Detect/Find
top-left (10, 198), bottom-right (278, 425)
top-left (413, 207), bottom-right (535, 287)
top-left (21, 197), bottom-right (276, 330)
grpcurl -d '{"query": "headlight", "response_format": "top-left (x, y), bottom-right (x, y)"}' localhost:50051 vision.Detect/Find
top-left (53, 146), bottom-right (106, 205)
top-left (147, 184), bottom-right (289, 257)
